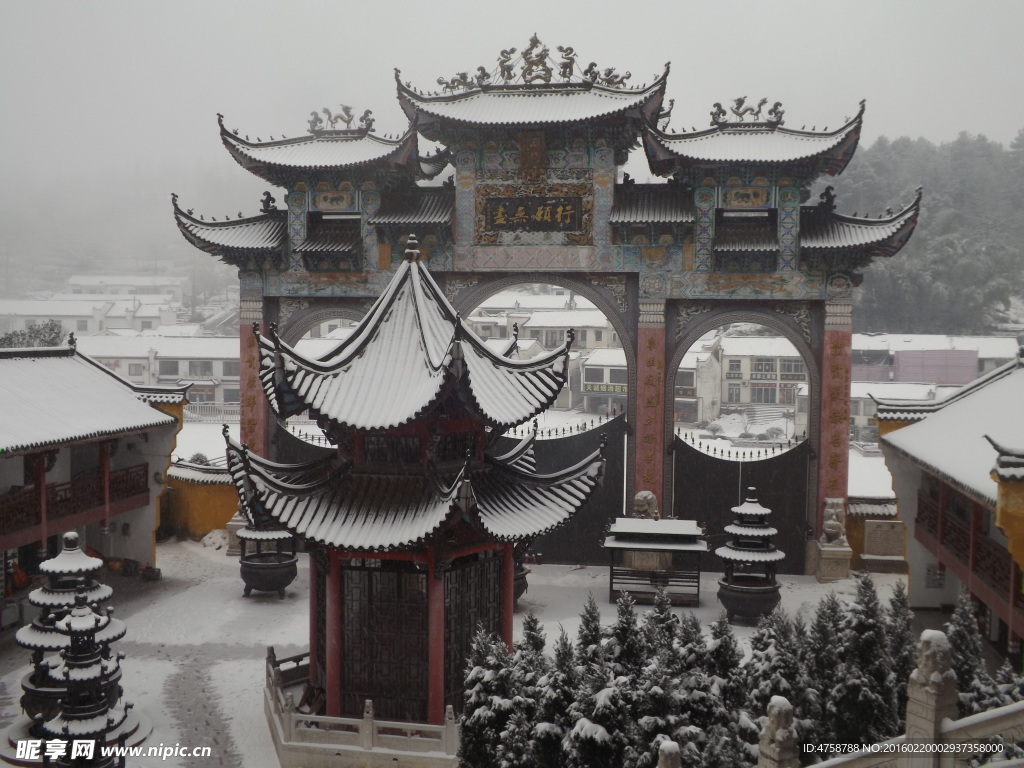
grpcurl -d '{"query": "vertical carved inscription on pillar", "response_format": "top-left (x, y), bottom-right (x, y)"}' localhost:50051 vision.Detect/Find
top-left (239, 276), bottom-right (267, 456)
top-left (637, 301), bottom-right (666, 504)
top-left (818, 300), bottom-right (853, 535)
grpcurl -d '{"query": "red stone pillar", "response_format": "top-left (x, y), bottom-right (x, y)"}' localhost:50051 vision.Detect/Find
top-left (427, 551), bottom-right (445, 724)
top-left (239, 275), bottom-right (268, 457)
top-left (325, 551), bottom-right (342, 717)
top-left (817, 300), bottom-right (853, 534)
top-left (501, 543), bottom-right (515, 648)
top-left (636, 301), bottom-right (667, 506)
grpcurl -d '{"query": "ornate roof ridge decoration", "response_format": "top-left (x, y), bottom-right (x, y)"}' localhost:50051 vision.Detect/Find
top-left (404, 34), bottom-right (665, 95)
top-left (305, 105), bottom-right (377, 136)
top-left (873, 355), bottom-right (1020, 422)
top-left (710, 96), bottom-right (787, 128)
top-left (253, 236), bottom-right (575, 431)
top-left (216, 113), bottom-right (439, 181)
top-left (643, 100), bottom-right (866, 176)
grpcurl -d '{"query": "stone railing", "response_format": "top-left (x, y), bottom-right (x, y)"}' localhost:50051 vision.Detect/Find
top-left (758, 630), bottom-right (1024, 768)
top-left (265, 648), bottom-right (458, 768)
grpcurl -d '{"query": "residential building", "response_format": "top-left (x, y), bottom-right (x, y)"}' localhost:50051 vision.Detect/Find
top-left (64, 274), bottom-right (191, 302)
top-left (719, 336), bottom-right (805, 408)
top-left (852, 333), bottom-right (1018, 385)
top-left (0, 342), bottom-right (187, 587)
top-left (0, 299), bottom-right (178, 335)
top-left (879, 352), bottom-right (1024, 665)
top-left (73, 336), bottom-right (241, 403)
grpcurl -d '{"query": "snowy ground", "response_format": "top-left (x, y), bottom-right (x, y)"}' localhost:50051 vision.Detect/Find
top-left (0, 536), bottom-right (955, 768)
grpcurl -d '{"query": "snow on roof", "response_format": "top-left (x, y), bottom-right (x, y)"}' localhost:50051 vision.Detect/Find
top-left (48, 293), bottom-right (177, 303)
top-left (850, 382), bottom-right (939, 400)
top-left (847, 450), bottom-right (896, 499)
top-left (0, 346), bottom-right (180, 454)
top-left (853, 333), bottom-right (1019, 359)
top-left (679, 350), bottom-right (709, 369)
top-left (67, 275), bottom-right (188, 286)
top-left (720, 336), bottom-right (800, 357)
top-left (475, 291), bottom-right (596, 312)
top-left (883, 365), bottom-right (1024, 507)
top-left (483, 338), bottom-right (541, 357)
top-left (522, 309), bottom-right (608, 328)
top-left (583, 348), bottom-right (627, 367)
top-left (75, 335), bottom-right (240, 359)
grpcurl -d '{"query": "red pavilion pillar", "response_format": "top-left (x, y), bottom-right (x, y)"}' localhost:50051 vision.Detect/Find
top-left (239, 275), bottom-right (268, 457)
top-left (324, 551), bottom-right (342, 717)
top-left (427, 550), bottom-right (445, 724)
top-left (501, 542), bottom-right (515, 648)
top-left (817, 300), bottom-right (853, 534)
top-left (636, 301), bottom-right (667, 507)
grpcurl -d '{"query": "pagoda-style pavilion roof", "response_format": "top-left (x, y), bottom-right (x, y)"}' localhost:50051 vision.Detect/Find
top-left (217, 114), bottom-right (446, 185)
top-left (643, 101), bottom-right (864, 179)
top-left (172, 195), bottom-right (286, 262)
top-left (224, 431), bottom-right (604, 552)
top-left (255, 241), bottom-right (574, 431)
top-left (396, 37), bottom-right (667, 142)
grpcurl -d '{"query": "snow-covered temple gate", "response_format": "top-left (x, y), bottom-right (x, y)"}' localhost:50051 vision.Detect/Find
top-left (176, 36), bottom-right (920, 563)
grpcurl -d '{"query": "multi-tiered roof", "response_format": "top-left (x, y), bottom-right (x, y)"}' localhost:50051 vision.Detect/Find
top-left (715, 488), bottom-right (786, 570)
top-left (228, 239), bottom-right (605, 552)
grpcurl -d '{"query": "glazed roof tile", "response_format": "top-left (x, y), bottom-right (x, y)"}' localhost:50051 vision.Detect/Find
top-left (220, 116), bottom-right (419, 172)
top-left (0, 346), bottom-right (181, 455)
top-left (398, 77), bottom-right (666, 128)
top-left (368, 188), bottom-right (455, 225)
top-left (257, 251), bottom-right (571, 431)
top-left (173, 206), bottom-right (286, 253)
top-left (224, 434), bottom-right (603, 551)
top-left (644, 106), bottom-right (862, 170)
top-left (609, 184), bottom-right (694, 224)
top-left (800, 199), bottom-right (920, 252)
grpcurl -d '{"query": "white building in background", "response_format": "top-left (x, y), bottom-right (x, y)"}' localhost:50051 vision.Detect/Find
top-left (0, 299), bottom-right (178, 336)
top-left (73, 336), bottom-right (241, 403)
top-left (719, 336), bottom-right (805, 408)
top-left (64, 274), bottom-right (191, 303)
top-left (852, 333), bottom-right (1018, 385)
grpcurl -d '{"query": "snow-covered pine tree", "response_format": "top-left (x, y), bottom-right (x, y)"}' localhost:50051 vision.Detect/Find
top-left (702, 722), bottom-right (748, 768)
top-left (606, 592), bottom-right (648, 678)
top-left (496, 706), bottom-right (536, 768)
top-left (459, 628), bottom-right (516, 768)
top-left (575, 592), bottom-right (605, 668)
top-left (887, 580), bottom-right (916, 729)
top-left (643, 587), bottom-right (679, 654)
top-left (533, 629), bottom-right (579, 768)
top-left (632, 649), bottom-right (687, 768)
top-left (564, 667), bottom-right (641, 768)
top-left (805, 592), bottom-right (843, 752)
top-left (705, 612), bottom-right (745, 716)
top-left (946, 588), bottom-right (992, 716)
top-left (971, 660), bottom-right (1024, 713)
top-left (673, 612), bottom-right (718, 739)
top-left (745, 609), bottom-right (803, 718)
top-left (829, 573), bottom-right (899, 746)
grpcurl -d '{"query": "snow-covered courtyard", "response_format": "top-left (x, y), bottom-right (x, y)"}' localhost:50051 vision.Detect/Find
top-left (0, 535), bottom-right (930, 767)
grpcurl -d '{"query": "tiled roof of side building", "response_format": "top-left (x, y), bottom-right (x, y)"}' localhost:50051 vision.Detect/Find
top-left (0, 345), bottom-right (184, 455)
top-left (368, 187), bottom-right (455, 225)
top-left (255, 243), bottom-right (573, 431)
top-left (172, 199), bottom-right (286, 255)
top-left (609, 184), bottom-right (694, 224)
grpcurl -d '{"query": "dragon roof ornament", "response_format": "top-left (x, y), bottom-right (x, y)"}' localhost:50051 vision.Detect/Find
top-left (710, 97), bottom-right (785, 128)
top-left (418, 34), bottom-right (662, 94)
top-left (306, 105), bottom-right (376, 136)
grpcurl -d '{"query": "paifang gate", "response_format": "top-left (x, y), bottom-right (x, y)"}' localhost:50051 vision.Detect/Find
top-left (175, 36), bottom-right (919, 570)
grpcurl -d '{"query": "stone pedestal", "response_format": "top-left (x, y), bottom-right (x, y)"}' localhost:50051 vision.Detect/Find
top-left (226, 510), bottom-right (246, 557)
top-left (814, 541), bottom-right (852, 583)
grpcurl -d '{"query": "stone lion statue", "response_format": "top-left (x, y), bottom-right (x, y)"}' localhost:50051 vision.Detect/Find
top-left (819, 497), bottom-right (848, 547)
top-left (632, 490), bottom-right (660, 520)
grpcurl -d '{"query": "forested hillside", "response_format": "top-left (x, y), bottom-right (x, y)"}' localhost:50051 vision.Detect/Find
top-left (831, 130), bottom-right (1024, 333)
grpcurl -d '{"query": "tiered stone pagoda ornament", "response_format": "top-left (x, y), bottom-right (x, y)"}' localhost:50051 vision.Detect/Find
top-left (228, 236), bottom-right (604, 765)
top-left (716, 488), bottom-right (785, 622)
top-left (224, 426), bottom-right (298, 599)
top-left (1, 532), bottom-right (150, 764)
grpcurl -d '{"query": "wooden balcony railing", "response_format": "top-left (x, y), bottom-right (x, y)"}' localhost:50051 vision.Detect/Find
top-left (973, 534), bottom-right (1012, 594)
top-left (0, 464), bottom-right (148, 536)
top-left (916, 493), bottom-right (939, 536)
top-left (940, 512), bottom-right (970, 565)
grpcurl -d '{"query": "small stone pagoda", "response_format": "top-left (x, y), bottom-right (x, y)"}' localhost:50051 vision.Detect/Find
top-left (2, 532), bottom-right (150, 765)
top-left (716, 487), bottom-right (786, 622)
top-left (228, 238), bottom-right (605, 766)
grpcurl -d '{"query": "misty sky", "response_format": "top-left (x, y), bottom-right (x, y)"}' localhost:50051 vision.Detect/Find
top-left (2, 0), bottom-right (1022, 277)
